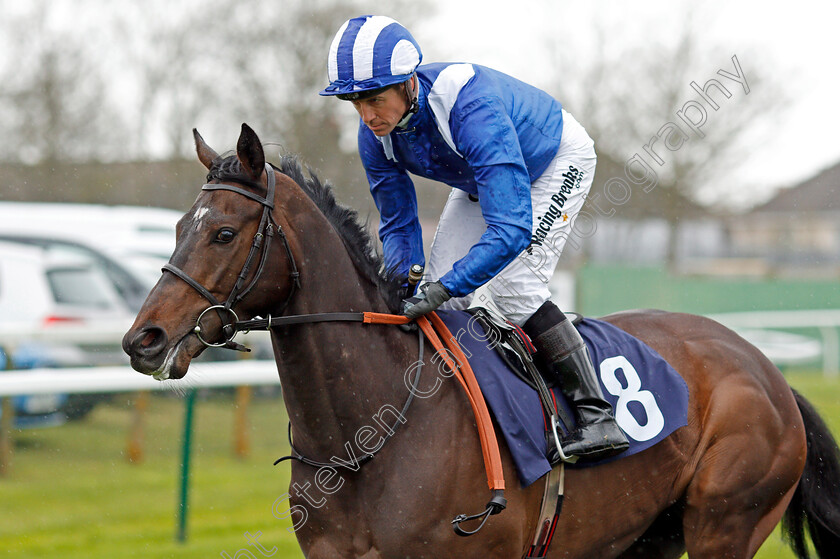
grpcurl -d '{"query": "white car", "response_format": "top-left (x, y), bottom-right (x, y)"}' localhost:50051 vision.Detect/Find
top-left (0, 205), bottom-right (273, 364)
top-left (0, 202), bottom-right (181, 287)
top-left (0, 239), bottom-right (144, 420)
top-left (0, 237), bottom-right (144, 359)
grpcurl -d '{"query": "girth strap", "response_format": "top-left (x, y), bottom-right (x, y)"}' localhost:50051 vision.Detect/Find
top-left (262, 310), bottom-right (506, 496)
top-left (413, 313), bottom-right (507, 536)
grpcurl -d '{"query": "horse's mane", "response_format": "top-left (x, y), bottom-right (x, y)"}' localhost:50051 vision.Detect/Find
top-left (207, 154), bottom-right (404, 313)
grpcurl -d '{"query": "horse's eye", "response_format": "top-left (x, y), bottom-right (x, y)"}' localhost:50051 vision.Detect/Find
top-left (215, 228), bottom-right (236, 243)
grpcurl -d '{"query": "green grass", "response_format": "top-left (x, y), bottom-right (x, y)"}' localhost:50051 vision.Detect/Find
top-left (2, 371), bottom-right (838, 558)
top-left (1, 389), bottom-right (304, 558)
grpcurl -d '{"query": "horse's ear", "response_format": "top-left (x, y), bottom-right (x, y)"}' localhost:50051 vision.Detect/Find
top-left (193, 129), bottom-right (218, 170)
top-left (236, 123), bottom-right (266, 181)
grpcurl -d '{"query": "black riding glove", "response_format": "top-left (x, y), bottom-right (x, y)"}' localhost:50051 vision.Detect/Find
top-left (402, 280), bottom-right (452, 320)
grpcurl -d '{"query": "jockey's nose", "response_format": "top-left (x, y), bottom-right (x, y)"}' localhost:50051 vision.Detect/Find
top-left (360, 106), bottom-right (375, 125)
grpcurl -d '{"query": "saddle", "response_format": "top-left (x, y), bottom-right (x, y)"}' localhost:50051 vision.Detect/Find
top-left (467, 308), bottom-right (577, 462)
top-left (436, 307), bottom-right (688, 486)
top-left (466, 308), bottom-right (574, 557)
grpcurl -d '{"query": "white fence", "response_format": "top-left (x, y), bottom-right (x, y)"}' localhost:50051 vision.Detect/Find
top-left (708, 310), bottom-right (840, 376)
top-left (0, 353), bottom-right (281, 543)
top-left (0, 360), bottom-right (280, 397)
top-left (0, 320), bottom-right (277, 394)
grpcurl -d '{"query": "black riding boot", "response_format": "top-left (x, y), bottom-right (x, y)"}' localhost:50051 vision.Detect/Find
top-left (523, 301), bottom-right (629, 462)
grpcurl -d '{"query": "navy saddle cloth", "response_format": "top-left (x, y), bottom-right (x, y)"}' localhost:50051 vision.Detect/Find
top-left (434, 310), bottom-right (689, 487)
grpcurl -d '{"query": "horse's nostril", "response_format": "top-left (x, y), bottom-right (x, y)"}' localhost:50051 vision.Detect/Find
top-left (131, 327), bottom-right (168, 357)
top-left (140, 330), bottom-right (158, 348)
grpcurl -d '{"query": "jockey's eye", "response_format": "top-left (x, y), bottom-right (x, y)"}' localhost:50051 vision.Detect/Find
top-left (215, 228), bottom-right (236, 243)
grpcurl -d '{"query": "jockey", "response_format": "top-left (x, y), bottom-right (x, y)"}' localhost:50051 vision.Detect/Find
top-left (320, 15), bottom-right (628, 462)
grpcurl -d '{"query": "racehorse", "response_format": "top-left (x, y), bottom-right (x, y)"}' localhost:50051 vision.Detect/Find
top-left (123, 124), bottom-right (840, 558)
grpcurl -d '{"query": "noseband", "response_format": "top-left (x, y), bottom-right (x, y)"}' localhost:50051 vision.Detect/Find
top-left (162, 163), bottom-right (300, 351)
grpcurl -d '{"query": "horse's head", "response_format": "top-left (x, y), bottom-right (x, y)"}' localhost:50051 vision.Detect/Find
top-left (122, 124), bottom-right (299, 379)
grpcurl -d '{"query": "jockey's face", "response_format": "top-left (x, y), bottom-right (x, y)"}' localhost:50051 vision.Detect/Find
top-left (349, 78), bottom-right (413, 137)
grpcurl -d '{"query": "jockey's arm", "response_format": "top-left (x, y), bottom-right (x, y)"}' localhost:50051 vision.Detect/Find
top-left (436, 99), bottom-right (533, 298)
top-left (361, 135), bottom-right (425, 278)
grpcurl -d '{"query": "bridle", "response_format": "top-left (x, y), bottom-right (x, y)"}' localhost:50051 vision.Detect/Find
top-left (158, 161), bottom-right (505, 536)
top-left (161, 162), bottom-right (300, 352)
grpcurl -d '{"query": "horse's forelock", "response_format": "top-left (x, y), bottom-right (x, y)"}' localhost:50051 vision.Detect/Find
top-left (206, 153), bottom-right (263, 190)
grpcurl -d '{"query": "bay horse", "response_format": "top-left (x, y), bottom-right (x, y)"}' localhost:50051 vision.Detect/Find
top-left (123, 124), bottom-right (840, 558)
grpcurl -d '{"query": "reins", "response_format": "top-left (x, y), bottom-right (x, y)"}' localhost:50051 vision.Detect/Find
top-left (164, 164), bottom-right (507, 536)
top-left (236, 311), bottom-right (410, 330)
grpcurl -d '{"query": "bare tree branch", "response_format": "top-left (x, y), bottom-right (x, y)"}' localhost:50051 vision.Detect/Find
top-left (0, 2), bottom-right (127, 164)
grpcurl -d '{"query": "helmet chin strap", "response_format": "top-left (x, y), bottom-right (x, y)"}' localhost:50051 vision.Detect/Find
top-left (397, 75), bottom-right (419, 129)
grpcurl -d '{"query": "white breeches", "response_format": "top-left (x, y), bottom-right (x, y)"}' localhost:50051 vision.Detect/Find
top-left (423, 110), bottom-right (596, 325)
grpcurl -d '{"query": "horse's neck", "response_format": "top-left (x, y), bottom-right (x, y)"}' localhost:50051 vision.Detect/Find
top-left (280, 179), bottom-right (385, 311)
top-left (271, 189), bottom-right (415, 457)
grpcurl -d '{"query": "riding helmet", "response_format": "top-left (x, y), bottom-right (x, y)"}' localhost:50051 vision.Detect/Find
top-left (319, 15), bottom-right (422, 99)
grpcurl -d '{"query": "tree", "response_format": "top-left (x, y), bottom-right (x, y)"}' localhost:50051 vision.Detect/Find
top-left (132, 0), bottom-right (429, 210)
top-left (544, 12), bottom-right (786, 265)
top-left (0, 1), bottom-right (127, 164)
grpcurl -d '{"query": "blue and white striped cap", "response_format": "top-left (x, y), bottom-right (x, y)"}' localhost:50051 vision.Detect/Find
top-left (319, 15), bottom-right (422, 97)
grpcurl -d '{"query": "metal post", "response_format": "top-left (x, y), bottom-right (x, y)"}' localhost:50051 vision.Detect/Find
top-left (819, 326), bottom-right (840, 378)
top-left (176, 389), bottom-right (197, 543)
top-left (127, 391), bottom-right (149, 463)
top-left (233, 385), bottom-right (251, 458)
top-left (0, 396), bottom-right (13, 477)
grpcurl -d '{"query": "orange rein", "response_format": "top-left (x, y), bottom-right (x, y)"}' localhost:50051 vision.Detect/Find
top-left (363, 311), bottom-right (506, 491)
